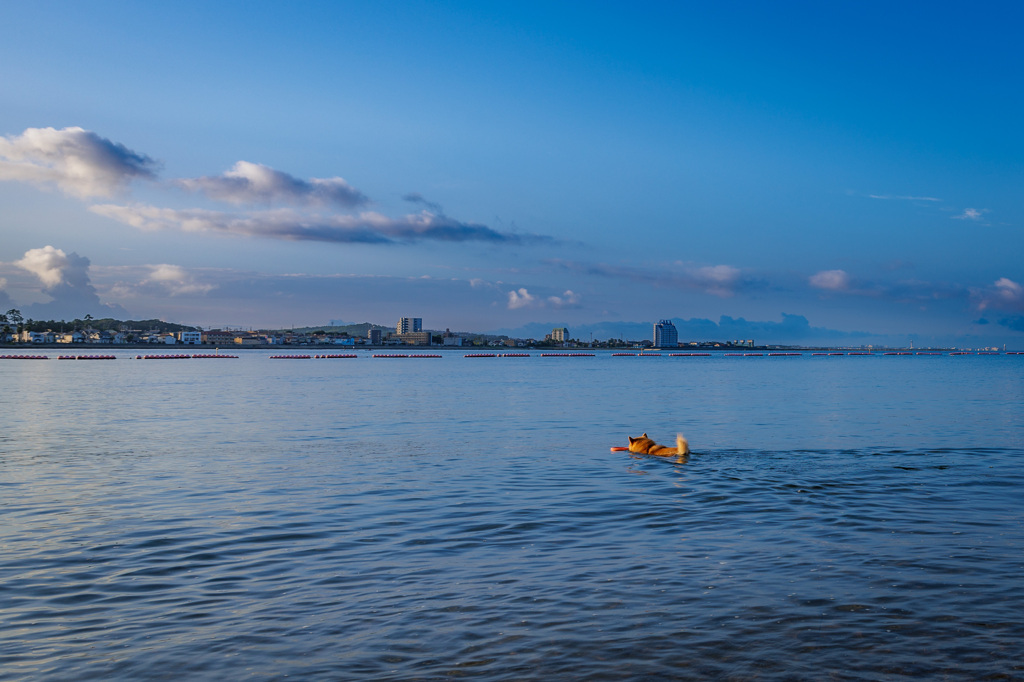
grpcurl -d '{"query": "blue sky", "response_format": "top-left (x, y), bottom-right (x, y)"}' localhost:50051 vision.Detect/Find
top-left (1, 1), bottom-right (1021, 345)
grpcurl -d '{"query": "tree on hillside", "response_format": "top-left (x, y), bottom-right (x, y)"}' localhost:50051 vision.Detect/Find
top-left (6, 309), bottom-right (23, 334)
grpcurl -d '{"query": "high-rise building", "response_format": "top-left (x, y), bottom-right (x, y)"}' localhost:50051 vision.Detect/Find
top-left (397, 317), bottom-right (422, 334)
top-left (551, 327), bottom-right (569, 343)
top-left (394, 317), bottom-right (429, 345)
top-left (653, 319), bottom-right (678, 348)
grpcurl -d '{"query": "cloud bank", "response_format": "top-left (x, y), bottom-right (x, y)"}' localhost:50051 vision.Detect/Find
top-left (552, 259), bottom-right (747, 297)
top-left (91, 203), bottom-right (535, 245)
top-left (176, 161), bottom-right (368, 208)
top-left (0, 126), bottom-right (157, 198)
top-left (0, 125), bottom-right (549, 250)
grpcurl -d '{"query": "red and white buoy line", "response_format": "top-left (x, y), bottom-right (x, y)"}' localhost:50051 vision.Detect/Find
top-left (375, 353), bottom-right (441, 358)
top-left (540, 352), bottom-right (596, 357)
top-left (463, 352), bottom-right (530, 357)
top-left (6, 349), bottom-right (1018, 362)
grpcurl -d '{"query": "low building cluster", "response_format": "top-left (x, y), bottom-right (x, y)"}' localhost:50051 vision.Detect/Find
top-left (3, 328), bottom-right (187, 345)
top-left (1, 314), bottom-right (761, 349)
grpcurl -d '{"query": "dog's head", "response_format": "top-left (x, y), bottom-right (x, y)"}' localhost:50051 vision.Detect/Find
top-left (627, 433), bottom-right (654, 453)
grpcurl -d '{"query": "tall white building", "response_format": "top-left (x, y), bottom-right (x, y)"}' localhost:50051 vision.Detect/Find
top-left (653, 319), bottom-right (678, 348)
top-left (397, 317), bottom-right (422, 334)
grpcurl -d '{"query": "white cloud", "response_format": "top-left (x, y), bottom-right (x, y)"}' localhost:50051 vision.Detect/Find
top-left (952, 208), bottom-right (988, 221)
top-left (507, 288), bottom-right (537, 309)
top-left (0, 126), bottom-right (157, 198)
top-left (15, 245), bottom-right (72, 288)
top-left (548, 290), bottom-right (581, 308)
top-left (995, 277), bottom-right (1023, 299)
top-left (506, 288), bottom-right (581, 310)
top-left (145, 264), bottom-right (215, 296)
top-left (90, 203), bottom-right (529, 244)
top-left (868, 194), bottom-right (941, 202)
top-left (809, 269), bottom-right (851, 291)
top-left (10, 245), bottom-right (126, 319)
top-left (973, 277), bottom-right (1024, 312)
top-left (176, 161), bottom-right (368, 208)
top-left (692, 265), bottom-right (741, 297)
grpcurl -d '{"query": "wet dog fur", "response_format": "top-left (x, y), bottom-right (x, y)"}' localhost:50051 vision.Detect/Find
top-left (627, 433), bottom-right (689, 457)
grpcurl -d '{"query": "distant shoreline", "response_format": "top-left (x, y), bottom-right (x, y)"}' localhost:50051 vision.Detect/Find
top-left (2, 343), bottom-right (1005, 352)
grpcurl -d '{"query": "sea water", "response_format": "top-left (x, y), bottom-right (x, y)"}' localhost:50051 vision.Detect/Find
top-left (1, 351), bottom-right (1022, 680)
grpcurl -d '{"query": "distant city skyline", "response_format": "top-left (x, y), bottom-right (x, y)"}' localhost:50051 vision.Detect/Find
top-left (1, 2), bottom-right (1021, 347)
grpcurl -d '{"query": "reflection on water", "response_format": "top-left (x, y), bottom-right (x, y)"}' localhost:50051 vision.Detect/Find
top-left (1, 352), bottom-right (1022, 679)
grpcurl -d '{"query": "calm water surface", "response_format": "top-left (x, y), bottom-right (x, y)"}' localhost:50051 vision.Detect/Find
top-left (1, 351), bottom-right (1023, 680)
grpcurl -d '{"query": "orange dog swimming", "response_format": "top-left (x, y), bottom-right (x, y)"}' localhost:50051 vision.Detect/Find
top-left (627, 433), bottom-right (690, 457)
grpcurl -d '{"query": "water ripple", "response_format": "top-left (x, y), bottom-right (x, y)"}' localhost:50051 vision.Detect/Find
top-left (3, 356), bottom-right (1024, 679)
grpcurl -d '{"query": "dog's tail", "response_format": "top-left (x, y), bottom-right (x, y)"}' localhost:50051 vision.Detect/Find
top-left (676, 434), bottom-right (690, 455)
